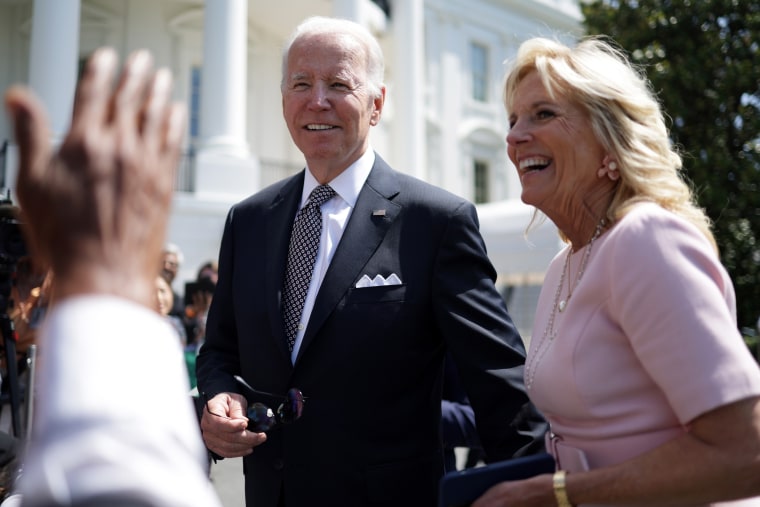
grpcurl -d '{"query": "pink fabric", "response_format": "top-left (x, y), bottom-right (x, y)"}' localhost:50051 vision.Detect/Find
top-left (527, 203), bottom-right (760, 506)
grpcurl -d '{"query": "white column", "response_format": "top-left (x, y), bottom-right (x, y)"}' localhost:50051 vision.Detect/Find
top-left (332, 0), bottom-right (361, 21)
top-left (29, 0), bottom-right (81, 141)
top-left (332, 0), bottom-right (387, 31)
top-left (195, 0), bottom-right (258, 201)
top-left (199, 0), bottom-right (249, 157)
top-left (392, 0), bottom-right (426, 180)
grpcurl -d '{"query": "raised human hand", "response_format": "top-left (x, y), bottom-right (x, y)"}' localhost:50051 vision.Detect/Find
top-left (4, 48), bottom-right (186, 309)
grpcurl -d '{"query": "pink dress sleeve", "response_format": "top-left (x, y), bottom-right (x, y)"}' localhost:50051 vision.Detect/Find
top-left (607, 204), bottom-right (760, 424)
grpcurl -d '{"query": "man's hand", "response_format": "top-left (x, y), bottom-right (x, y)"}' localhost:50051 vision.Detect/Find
top-left (201, 392), bottom-right (267, 458)
top-left (4, 48), bottom-right (186, 309)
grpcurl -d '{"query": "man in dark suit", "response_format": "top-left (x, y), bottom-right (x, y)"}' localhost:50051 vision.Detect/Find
top-left (196, 16), bottom-right (546, 507)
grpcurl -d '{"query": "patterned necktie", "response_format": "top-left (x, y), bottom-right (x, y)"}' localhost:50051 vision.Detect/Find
top-left (282, 185), bottom-right (336, 351)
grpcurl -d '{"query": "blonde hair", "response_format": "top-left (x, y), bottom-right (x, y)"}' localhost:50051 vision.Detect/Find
top-left (504, 36), bottom-right (716, 251)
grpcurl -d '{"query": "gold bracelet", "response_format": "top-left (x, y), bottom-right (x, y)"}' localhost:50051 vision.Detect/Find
top-left (553, 470), bottom-right (573, 507)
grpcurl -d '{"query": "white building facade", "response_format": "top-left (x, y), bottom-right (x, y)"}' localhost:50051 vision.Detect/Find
top-left (0, 0), bottom-right (581, 338)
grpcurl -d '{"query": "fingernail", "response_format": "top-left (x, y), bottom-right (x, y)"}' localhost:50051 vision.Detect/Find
top-left (129, 49), bottom-right (152, 74)
top-left (91, 47), bottom-right (117, 72)
top-left (152, 68), bottom-right (171, 95)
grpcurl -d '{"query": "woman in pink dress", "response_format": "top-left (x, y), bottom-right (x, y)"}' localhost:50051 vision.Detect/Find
top-left (474, 37), bottom-right (760, 507)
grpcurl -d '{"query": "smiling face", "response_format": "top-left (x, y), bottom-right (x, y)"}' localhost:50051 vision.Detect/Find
top-left (155, 275), bottom-right (174, 316)
top-left (282, 31), bottom-right (385, 181)
top-left (506, 71), bottom-right (606, 227)
top-left (161, 251), bottom-right (179, 282)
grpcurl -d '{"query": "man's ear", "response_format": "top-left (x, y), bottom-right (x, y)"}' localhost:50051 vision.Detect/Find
top-left (370, 86), bottom-right (386, 126)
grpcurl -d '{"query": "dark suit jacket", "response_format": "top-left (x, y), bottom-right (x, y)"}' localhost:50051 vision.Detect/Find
top-left (196, 154), bottom-right (546, 507)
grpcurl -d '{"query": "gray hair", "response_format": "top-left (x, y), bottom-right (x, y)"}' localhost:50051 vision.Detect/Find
top-left (280, 16), bottom-right (385, 99)
top-left (163, 242), bottom-right (184, 265)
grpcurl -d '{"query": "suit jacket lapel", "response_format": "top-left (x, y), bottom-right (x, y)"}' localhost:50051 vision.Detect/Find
top-left (265, 172), bottom-right (305, 364)
top-left (296, 156), bottom-right (401, 362)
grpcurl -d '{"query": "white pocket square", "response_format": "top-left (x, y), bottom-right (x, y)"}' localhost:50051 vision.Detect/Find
top-left (356, 273), bottom-right (403, 288)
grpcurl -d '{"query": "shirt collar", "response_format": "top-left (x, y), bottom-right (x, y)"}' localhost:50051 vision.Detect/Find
top-left (302, 148), bottom-right (375, 208)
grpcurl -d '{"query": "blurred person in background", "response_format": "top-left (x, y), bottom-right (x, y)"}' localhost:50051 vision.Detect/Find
top-left (156, 274), bottom-right (187, 347)
top-left (160, 242), bottom-right (185, 318)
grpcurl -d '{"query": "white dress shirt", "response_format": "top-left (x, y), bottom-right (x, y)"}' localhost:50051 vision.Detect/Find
top-left (290, 148), bottom-right (374, 362)
top-left (17, 296), bottom-right (222, 506)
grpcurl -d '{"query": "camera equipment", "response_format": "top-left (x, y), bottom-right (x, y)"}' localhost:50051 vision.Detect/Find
top-left (184, 276), bottom-right (216, 308)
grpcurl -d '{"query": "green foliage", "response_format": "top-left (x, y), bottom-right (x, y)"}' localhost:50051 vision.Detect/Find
top-left (745, 332), bottom-right (759, 361)
top-left (582, 0), bottom-right (760, 329)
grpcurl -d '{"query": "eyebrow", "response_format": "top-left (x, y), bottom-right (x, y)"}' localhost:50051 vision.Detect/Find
top-left (287, 72), bottom-right (310, 82)
top-left (512, 99), bottom-right (558, 115)
top-left (529, 99), bottom-right (556, 108)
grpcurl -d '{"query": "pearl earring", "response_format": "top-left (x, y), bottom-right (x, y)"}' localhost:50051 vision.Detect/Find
top-left (598, 160), bottom-right (620, 181)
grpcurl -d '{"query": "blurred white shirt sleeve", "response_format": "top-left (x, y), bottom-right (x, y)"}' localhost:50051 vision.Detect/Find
top-left (17, 295), bottom-right (221, 507)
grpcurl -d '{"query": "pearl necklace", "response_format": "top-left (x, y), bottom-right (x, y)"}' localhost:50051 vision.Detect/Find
top-left (525, 218), bottom-right (606, 389)
top-left (558, 219), bottom-right (605, 313)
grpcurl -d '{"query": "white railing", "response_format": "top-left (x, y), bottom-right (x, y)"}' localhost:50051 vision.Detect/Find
top-left (175, 149), bottom-right (196, 192)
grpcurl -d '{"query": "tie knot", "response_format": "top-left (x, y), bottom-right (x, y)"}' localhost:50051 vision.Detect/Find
top-left (308, 185), bottom-right (335, 207)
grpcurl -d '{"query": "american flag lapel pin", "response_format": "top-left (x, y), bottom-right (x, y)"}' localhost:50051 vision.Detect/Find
top-left (372, 209), bottom-right (386, 216)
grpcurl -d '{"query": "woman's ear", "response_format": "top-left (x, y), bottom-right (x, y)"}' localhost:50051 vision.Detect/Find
top-left (598, 156), bottom-right (620, 181)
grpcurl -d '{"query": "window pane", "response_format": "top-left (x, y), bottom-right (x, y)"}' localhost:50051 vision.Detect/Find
top-left (474, 160), bottom-right (489, 203)
top-left (190, 66), bottom-right (202, 140)
top-left (470, 42), bottom-right (488, 102)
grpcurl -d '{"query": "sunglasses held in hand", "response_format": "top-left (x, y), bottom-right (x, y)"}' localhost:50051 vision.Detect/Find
top-left (204, 375), bottom-right (305, 432)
